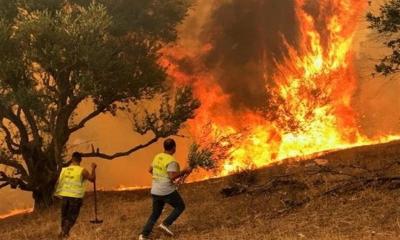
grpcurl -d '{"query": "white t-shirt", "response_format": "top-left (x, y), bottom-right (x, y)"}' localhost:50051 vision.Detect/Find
top-left (151, 161), bottom-right (180, 196)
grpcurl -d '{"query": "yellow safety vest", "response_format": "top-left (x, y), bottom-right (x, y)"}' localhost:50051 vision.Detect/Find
top-left (54, 165), bottom-right (86, 198)
top-left (152, 153), bottom-right (177, 181)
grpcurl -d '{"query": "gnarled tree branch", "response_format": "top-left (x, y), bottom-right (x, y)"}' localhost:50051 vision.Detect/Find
top-left (21, 107), bottom-right (41, 145)
top-left (0, 105), bottom-right (30, 145)
top-left (81, 136), bottom-right (159, 160)
top-left (0, 121), bottom-right (21, 154)
top-left (0, 156), bottom-right (29, 181)
top-left (0, 171), bottom-right (30, 190)
top-left (69, 105), bottom-right (107, 134)
top-left (0, 181), bottom-right (9, 189)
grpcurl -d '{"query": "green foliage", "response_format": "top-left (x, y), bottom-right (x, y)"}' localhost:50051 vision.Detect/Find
top-left (188, 143), bottom-right (216, 170)
top-left (186, 124), bottom-right (240, 171)
top-left (0, 0), bottom-right (192, 143)
top-left (367, 0), bottom-right (400, 75)
top-left (133, 87), bottom-right (201, 138)
top-left (96, 0), bottom-right (192, 41)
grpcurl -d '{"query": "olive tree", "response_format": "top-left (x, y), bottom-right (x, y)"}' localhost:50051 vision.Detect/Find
top-left (367, 0), bottom-right (400, 75)
top-left (0, 0), bottom-right (198, 209)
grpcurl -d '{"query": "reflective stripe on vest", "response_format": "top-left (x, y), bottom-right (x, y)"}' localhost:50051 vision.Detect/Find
top-left (55, 166), bottom-right (85, 198)
top-left (152, 153), bottom-right (176, 182)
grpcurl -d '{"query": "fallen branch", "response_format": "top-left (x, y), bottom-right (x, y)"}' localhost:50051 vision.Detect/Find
top-left (322, 176), bottom-right (400, 196)
top-left (220, 159), bottom-right (400, 219)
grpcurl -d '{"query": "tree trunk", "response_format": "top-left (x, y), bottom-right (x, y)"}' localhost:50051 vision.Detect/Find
top-left (30, 151), bottom-right (59, 210)
top-left (32, 182), bottom-right (56, 210)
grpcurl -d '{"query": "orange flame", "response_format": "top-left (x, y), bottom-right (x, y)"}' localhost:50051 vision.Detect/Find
top-left (161, 0), bottom-right (399, 179)
top-left (114, 185), bottom-right (148, 191)
top-left (0, 208), bottom-right (33, 220)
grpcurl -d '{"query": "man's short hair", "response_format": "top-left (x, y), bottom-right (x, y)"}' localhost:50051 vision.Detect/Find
top-left (72, 152), bottom-right (82, 163)
top-left (163, 138), bottom-right (176, 152)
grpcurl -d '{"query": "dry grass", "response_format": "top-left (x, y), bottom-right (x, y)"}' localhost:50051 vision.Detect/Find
top-left (2, 140), bottom-right (400, 240)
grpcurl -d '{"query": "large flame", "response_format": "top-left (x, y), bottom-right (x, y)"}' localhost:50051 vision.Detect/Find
top-left (161, 0), bottom-right (398, 178)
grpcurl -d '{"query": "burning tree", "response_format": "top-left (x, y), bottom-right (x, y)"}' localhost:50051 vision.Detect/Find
top-left (163, 0), bottom-right (368, 176)
top-left (0, 0), bottom-right (198, 209)
top-left (187, 124), bottom-right (240, 172)
top-left (367, 0), bottom-right (400, 75)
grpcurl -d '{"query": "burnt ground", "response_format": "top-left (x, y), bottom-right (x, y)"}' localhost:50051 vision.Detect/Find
top-left (2, 140), bottom-right (400, 239)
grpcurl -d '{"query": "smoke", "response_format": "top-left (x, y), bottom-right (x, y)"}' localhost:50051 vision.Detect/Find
top-left (353, 0), bottom-right (400, 138)
top-left (199, 0), bottom-right (299, 110)
top-left (324, 0), bottom-right (400, 139)
top-left (175, 0), bottom-right (400, 137)
top-left (166, 0), bottom-right (300, 111)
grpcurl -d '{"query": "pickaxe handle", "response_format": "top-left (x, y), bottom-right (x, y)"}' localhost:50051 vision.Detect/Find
top-left (93, 179), bottom-right (98, 218)
top-left (90, 168), bottom-right (103, 224)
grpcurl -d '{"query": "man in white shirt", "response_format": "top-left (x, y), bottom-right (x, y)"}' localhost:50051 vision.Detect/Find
top-left (139, 139), bottom-right (192, 239)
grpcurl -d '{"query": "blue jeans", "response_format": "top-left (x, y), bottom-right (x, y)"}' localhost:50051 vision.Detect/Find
top-left (141, 191), bottom-right (186, 236)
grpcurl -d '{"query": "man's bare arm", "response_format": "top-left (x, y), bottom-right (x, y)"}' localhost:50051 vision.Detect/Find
top-left (168, 168), bottom-right (192, 181)
top-left (82, 163), bottom-right (97, 182)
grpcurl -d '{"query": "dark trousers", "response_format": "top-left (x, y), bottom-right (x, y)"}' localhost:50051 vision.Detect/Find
top-left (61, 197), bottom-right (83, 236)
top-left (141, 191), bottom-right (186, 236)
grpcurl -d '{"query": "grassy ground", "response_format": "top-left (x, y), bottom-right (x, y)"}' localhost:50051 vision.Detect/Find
top-left (2, 140), bottom-right (400, 240)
